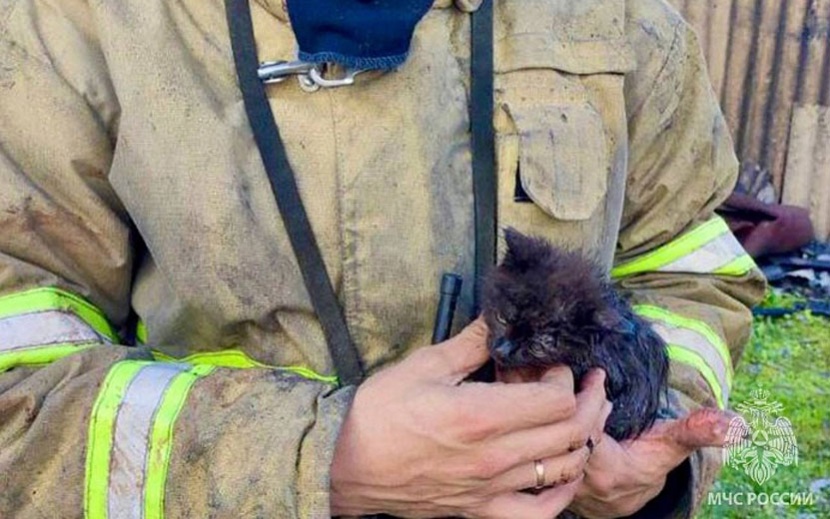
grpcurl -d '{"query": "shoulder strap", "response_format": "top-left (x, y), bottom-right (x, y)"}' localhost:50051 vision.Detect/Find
top-left (225, 0), bottom-right (365, 386)
top-left (224, 0), bottom-right (495, 383)
top-left (470, 0), bottom-right (497, 316)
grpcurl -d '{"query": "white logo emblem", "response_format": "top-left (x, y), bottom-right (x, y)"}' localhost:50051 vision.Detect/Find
top-left (724, 389), bottom-right (798, 485)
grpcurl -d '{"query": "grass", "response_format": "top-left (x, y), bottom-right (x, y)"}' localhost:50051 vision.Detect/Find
top-left (696, 293), bottom-right (830, 518)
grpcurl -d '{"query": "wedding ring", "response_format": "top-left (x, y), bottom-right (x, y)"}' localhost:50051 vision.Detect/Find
top-left (533, 459), bottom-right (545, 489)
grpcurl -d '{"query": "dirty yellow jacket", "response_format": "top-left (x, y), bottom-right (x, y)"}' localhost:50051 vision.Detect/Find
top-left (0, 0), bottom-right (765, 517)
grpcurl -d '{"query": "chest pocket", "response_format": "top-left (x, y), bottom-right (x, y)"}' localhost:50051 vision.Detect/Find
top-left (506, 100), bottom-right (608, 220)
top-left (493, 0), bottom-right (634, 223)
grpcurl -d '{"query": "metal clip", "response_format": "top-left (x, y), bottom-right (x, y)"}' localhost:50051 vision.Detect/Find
top-left (308, 66), bottom-right (368, 88)
top-left (258, 60), bottom-right (369, 92)
top-left (257, 60), bottom-right (316, 84)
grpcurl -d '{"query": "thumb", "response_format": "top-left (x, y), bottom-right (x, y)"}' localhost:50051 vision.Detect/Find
top-left (432, 317), bottom-right (491, 380)
top-left (659, 407), bottom-right (735, 452)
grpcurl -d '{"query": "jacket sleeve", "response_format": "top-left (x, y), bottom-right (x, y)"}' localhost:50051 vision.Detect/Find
top-left (0, 3), bottom-right (352, 518)
top-left (616, 3), bottom-right (766, 517)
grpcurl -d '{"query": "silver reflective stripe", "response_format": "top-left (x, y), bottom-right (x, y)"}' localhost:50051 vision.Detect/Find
top-left (652, 322), bottom-right (731, 403)
top-left (657, 232), bottom-right (746, 274)
top-left (108, 363), bottom-right (189, 519)
top-left (0, 311), bottom-right (109, 352)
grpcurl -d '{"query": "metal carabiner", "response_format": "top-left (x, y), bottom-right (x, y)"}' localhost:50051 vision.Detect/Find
top-left (257, 60), bottom-right (316, 84)
top-left (258, 60), bottom-right (370, 92)
top-left (307, 66), bottom-right (368, 88)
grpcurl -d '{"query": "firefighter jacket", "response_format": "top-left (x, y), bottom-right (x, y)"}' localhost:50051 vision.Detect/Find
top-left (0, 0), bottom-right (765, 517)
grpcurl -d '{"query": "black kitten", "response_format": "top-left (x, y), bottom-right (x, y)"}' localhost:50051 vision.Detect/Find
top-left (482, 229), bottom-right (669, 440)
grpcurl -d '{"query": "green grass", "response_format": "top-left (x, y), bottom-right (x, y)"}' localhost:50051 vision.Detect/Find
top-left (696, 297), bottom-right (830, 518)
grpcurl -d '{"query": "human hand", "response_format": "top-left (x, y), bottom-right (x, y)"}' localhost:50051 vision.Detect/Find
top-left (569, 407), bottom-right (733, 518)
top-left (330, 319), bottom-right (612, 519)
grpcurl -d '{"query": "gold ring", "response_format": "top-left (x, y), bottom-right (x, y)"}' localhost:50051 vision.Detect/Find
top-left (533, 459), bottom-right (545, 489)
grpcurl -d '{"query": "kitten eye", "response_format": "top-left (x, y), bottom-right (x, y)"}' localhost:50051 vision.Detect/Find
top-left (495, 312), bottom-right (508, 326)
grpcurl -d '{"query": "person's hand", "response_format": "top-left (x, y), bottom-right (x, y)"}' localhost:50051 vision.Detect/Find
top-left (569, 407), bottom-right (733, 518)
top-left (330, 319), bottom-right (612, 519)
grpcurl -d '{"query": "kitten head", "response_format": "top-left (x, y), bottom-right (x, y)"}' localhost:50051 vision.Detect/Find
top-left (482, 229), bottom-right (625, 369)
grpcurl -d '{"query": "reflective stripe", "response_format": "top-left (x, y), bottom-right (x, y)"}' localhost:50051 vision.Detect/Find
top-left (657, 232), bottom-right (748, 274)
top-left (634, 305), bottom-right (732, 409)
top-left (666, 345), bottom-right (727, 409)
top-left (143, 323), bottom-right (339, 384)
top-left (0, 311), bottom-right (110, 351)
top-left (109, 363), bottom-right (187, 518)
top-left (85, 361), bottom-right (215, 519)
top-left (0, 287), bottom-right (118, 342)
top-left (634, 305), bottom-right (732, 375)
top-left (152, 348), bottom-right (339, 385)
top-left (0, 342), bottom-right (100, 373)
top-left (136, 320), bottom-right (148, 344)
top-left (145, 364), bottom-right (215, 518)
top-left (152, 349), bottom-right (268, 369)
top-left (86, 362), bottom-right (148, 519)
top-left (283, 365), bottom-right (339, 384)
top-left (657, 326), bottom-right (730, 408)
top-left (713, 254), bottom-right (758, 276)
top-left (0, 288), bottom-right (117, 372)
top-left (612, 217), bottom-right (756, 279)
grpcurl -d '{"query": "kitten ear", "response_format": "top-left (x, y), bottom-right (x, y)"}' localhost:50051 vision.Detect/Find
top-left (503, 228), bottom-right (539, 267)
top-left (503, 227), bottom-right (527, 253)
top-left (596, 308), bottom-right (630, 332)
top-left (596, 308), bottom-right (640, 335)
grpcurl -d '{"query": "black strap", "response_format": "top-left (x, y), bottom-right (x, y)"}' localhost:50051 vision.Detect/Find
top-left (225, 0), bottom-right (365, 386)
top-left (224, 0), bottom-right (495, 382)
top-left (470, 0), bottom-right (497, 316)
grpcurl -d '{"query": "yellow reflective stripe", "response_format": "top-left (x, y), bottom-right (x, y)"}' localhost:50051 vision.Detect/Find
top-left (282, 365), bottom-right (339, 385)
top-left (0, 342), bottom-right (99, 373)
top-left (152, 349), bottom-right (339, 385)
top-left (145, 364), bottom-right (215, 519)
top-left (152, 349), bottom-right (269, 369)
top-left (85, 362), bottom-right (214, 519)
top-left (658, 233), bottom-right (748, 275)
top-left (713, 254), bottom-right (757, 276)
top-left (666, 345), bottom-right (726, 409)
top-left (85, 361), bottom-right (150, 519)
top-left (611, 217), bottom-right (730, 279)
top-left (136, 320), bottom-right (148, 344)
top-left (0, 287), bottom-right (118, 342)
top-left (634, 304), bottom-right (733, 382)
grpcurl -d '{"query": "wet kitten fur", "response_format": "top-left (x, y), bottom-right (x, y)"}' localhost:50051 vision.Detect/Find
top-left (482, 229), bottom-right (669, 440)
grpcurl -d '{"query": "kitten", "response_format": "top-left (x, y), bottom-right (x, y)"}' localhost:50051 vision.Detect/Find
top-left (482, 229), bottom-right (669, 440)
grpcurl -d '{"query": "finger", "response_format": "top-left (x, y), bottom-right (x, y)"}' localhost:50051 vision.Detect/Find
top-left (430, 317), bottom-right (490, 381)
top-left (581, 434), bottom-right (627, 493)
top-left (491, 447), bottom-right (590, 494)
top-left (485, 477), bottom-right (582, 519)
top-left (497, 364), bottom-right (572, 384)
top-left (458, 370), bottom-right (577, 434)
top-left (583, 433), bottom-right (619, 473)
top-left (540, 365), bottom-right (576, 386)
top-left (652, 408), bottom-right (735, 454)
top-left (493, 369), bottom-right (608, 462)
top-left (576, 368), bottom-right (606, 394)
top-left (580, 370), bottom-right (613, 451)
top-left (498, 365), bottom-right (546, 383)
top-left (572, 370), bottom-right (610, 449)
top-left (584, 399), bottom-right (612, 456)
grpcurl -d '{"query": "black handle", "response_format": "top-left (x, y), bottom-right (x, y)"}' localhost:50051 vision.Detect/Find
top-left (432, 274), bottom-right (463, 344)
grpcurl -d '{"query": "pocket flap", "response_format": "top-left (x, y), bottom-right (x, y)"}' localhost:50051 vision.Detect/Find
top-left (509, 102), bottom-right (608, 221)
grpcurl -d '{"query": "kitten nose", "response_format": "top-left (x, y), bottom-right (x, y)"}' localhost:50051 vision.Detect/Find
top-left (493, 337), bottom-right (516, 361)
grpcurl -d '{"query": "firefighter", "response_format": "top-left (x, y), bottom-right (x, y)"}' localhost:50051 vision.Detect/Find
top-left (0, 0), bottom-right (764, 517)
